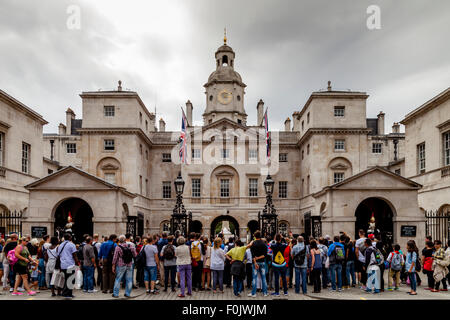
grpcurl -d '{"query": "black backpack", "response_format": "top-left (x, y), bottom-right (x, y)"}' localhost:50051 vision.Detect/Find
top-left (164, 244), bottom-right (175, 260)
top-left (294, 247), bottom-right (306, 266)
top-left (76, 243), bottom-right (85, 262)
top-left (135, 245), bottom-right (147, 268)
top-left (119, 245), bottom-right (133, 264)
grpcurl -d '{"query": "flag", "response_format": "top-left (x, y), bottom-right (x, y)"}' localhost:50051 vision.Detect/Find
top-left (264, 108), bottom-right (270, 159)
top-left (179, 107), bottom-right (188, 164)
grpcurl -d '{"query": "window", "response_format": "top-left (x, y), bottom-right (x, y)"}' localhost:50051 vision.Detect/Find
top-left (209, 95), bottom-right (213, 101)
top-left (301, 121), bottom-right (304, 131)
top-left (104, 173), bottom-right (116, 184)
top-left (162, 153), bottom-right (172, 162)
top-left (279, 181), bottom-right (287, 198)
top-left (395, 169), bottom-right (401, 175)
top-left (0, 132), bottom-right (4, 166)
top-left (301, 179), bottom-right (304, 197)
top-left (220, 179), bottom-right (230, 198)
top-left (104, 106), bottom-right (115, 117)
top-left (417, 143), bottom-right (426, 173)
top-left (249, 149), bottom-right (258, 160)
top-left (307, 112), bottom-right (310, 124)
top-left (334, 106), bottom-right (345, 117)
top-left (302, 150), bottom-right (304, 160)
top-left (145, 120), bottom-right (148, 131)
top-left (22, 142), bottom-right (30, 173)
top-left (334, 172), bottom-right (345, 184)
top-left (279, 153), bottom-right (288, 162)
top-left (192, 149), bottom-right (201, 159)
top-left (161, 221), bottom-right (170, 232)
top-left (139, 175), bottom-right (143, 194)
top-left (66, 143), bottom-right (76, 154)
top-left (237, 119), bottom-right (242, 124)
top-left (162, 181), bottom-right (171, 198)
top-left (444, 131), bottom-right (450, 166)
top-left (192, 178), bottom-right (201, 198)
top-left (104, 139), bottom-right (115, 151)
top-left (279, 222), bottom-right (289, 237)
top-left (145, 179), bottom-right (149, 197)
top-left (307, 144), bottom-right (310, 155)
top-left (334, 139), bottom-right (345, 151)
top-left (140, 144), bottom-right (143, 155)
top-left (145, 150), bottom-right (148, 160)
top-left (139, 112), bottom-right (142, 123)
top-left (221, 149), bottom-right (229, 159)
top-left (372, 143), bottom-right (382, 154)
top-left (307, 175), bottom-right (310, 194)
top-left (249, 178), bottom-right (258, 197)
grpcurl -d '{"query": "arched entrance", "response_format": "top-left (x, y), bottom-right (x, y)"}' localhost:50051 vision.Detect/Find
top-left (210, 215), bottom-right (239, 239)
top-left (54, 198), bottom-right (93, 243)
top-left (190, 220), bottom-right (203, 234)
top-left (247, 220), bottom-right (259, 238)
top-left (355, 197), bottom-right (394, 245)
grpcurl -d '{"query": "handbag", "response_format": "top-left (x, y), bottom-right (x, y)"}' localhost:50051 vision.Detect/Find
top-left (51, 270), bottom-right (65, 289)
top-left (74, 267), bottom-right (83, 289)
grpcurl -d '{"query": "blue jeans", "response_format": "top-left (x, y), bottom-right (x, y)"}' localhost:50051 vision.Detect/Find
top-left (212, 269), bottom-right (224, 291)
top-left (346, 261), bottom-right (356, 286)
top-left (38, 258), bottom-right (46, 287)
top-left (322, 266), bottom-right (329, 288)
top-left (408, 272), bottom-right (417, 292)
top-left (294, 267), bottom-right (308, 293)
top-left (83, 266), bottom-right (95, 291)
top-left (113, 265), bottom-right (133, 297)
top-left (251, 262), bottom-right (268, 295)
top-left (329, 263), bottom-right (342, 290)
top-left (233, 275), bottom-right (243, 296)
top-left (273, 266), bottom-right (288, 294)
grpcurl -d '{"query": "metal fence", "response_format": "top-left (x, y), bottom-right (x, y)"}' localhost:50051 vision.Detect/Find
top-left (425, 209), bottom-right (450, 245)
top-left (0, 210), bottom-right (23, 238)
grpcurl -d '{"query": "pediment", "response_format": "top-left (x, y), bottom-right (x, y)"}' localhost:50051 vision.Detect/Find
top-left (215, 170), bottom-right (234, 177)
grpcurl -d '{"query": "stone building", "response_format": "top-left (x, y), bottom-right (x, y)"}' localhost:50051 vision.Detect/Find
top-left (2, 39), bottom-right (446, 248)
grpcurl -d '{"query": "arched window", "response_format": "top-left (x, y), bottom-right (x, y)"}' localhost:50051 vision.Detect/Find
top-left (222, 55), bottom-right (228, 66)
top-left (278, 221), bottom-right (289, 237)
top-left (160, 220), bottom-right (170, 233)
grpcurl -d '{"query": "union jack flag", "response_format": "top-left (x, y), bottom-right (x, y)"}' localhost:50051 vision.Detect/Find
top-left (264, 108), bottom-right (270, 159)
top-left (179, 107), bottom-right (188, 164)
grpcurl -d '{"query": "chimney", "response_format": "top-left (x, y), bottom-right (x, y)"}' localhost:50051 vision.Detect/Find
top-left (327, 80), bottom-right (332, 91)
top-left (392, 122), bottom-right (400, 134)
top-left (66, 108), bottom-right (75, 135)
top-left (256, 99), bottom-right (264, 126)
top-left (159, 118), bottom-right (166, 132)
top-left (377, 111), bottom-right (385, 135)
top-left (284, 117), bottom-right (291, 131)
top-left (58, 123), bottom-right (66, 135)
top-left (186, 100), bottom-right (193, 126)
top-left (50, 139), bottom-right (55, 161)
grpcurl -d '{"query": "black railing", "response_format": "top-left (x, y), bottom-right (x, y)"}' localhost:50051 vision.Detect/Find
top-left (0, 210), bottom-right (23, 238)
top-left (425, 209), bottom-right (450, 245)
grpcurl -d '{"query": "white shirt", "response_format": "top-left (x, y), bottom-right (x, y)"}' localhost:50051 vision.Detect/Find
top-left (356, 238), bottom-right (366, 263)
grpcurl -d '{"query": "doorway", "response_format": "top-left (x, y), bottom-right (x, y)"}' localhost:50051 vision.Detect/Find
top-left (53, 198), bottom-right (93, 243)
top-left (210, 215), bottom-right (239, 239)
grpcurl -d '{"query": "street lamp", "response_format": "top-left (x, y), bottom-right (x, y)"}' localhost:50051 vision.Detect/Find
top-left (170, 171), bottom-right (191, 237)
top-left (259, 174), bottom-right (277, 239)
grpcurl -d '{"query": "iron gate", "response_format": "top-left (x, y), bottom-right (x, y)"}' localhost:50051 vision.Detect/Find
top-left (425, 209), bottom-right (450, 244)
top-left (0, 210), bottom-right (22, 238)
top-left (126, 216), bottom-right (137, 239)
top-left (304, 212), bottom-right (322, 239)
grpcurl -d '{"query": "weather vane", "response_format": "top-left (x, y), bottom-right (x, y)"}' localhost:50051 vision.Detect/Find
top-left (224, 27), bottom-right (227, 44)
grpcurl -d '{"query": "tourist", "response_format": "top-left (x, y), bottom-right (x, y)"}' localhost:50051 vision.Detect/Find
top-left (57, 233), bottom-right (79, 298)
top-left (288, 237), bottom-right (296, 289)
top-left (210, 237), bottom-right (226, 293)
top-left (374, 234), bottom-right (387, 291)
top-left (92, 234), bottom-right (102, 287)
top-left (248, 231), bottom-right (268, 298)
top-left (318, 237), bottom-right (329, 289)
top-left (327, 236), bottom-right (345, 292)
top-left (310, 240), bottom-right (322, 293)
top-left (11, 237), bottom-right (37, 296)
top-left (37, 236), bottom-right (48, 290)
top-left (339, 234), bottom-right (348, 288)
top-left (157, 232), bottom-right (168, 287)
top-left (432, 240), bottom-right (448, 292)
top-left (244, 246), bottom-right (253, 289)
top-left (112, 235), bottom-right (137, 298)
top-left (143, 234), bottom-right (160, 294)
top-left (99, 234), bottom-right (117, 294)
top-left (191, 233), bottom-right (203, 291)
top-left (422, 240), bottom-right (435, 290)
top-left (345, 238), bottom-right (357, 288)
top-left (223, 236), bottom-right (235, 288)
top-left (405, 240), bottom-right (418, 295)
top-left (175, 236), bottom-right (192, 298)
top-left (3, 233), bottom-right (19, 291)
top-left (364, 238), bottom-right (380, 294)
top-left (82, 236), bottom-right (97, 293)
top-left (0, 238), bottom-right (4, 289)
top-left (292, 236), bottom-right (307, 294)
top-left (160, 235), bottom-right (177, 292)
top-left (283, 238), bottom-right (291, 288)
top-left (201, 236), bottom-right (211, 290)
top-left (44, 236), bottom-right (59, 297)
top-left (355, 229), bottom-right (367, 290)
top-left (226, 240), bottom-right (248, 297)
top-left (386, 244), bottom-right (404, 291)
top-left (270, 234), bottom-right (288, 296)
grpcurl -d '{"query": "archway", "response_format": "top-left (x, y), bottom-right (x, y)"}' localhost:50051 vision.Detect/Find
top-left (53, 198), bottom-right (93, 243)
top-left (247, 220), bottom-right (259, 238)
top-left (355, 197), bottom-right (394, 245)
top-left (190, 220), bottom-right (203, 234)
top-left (210, 215), bottom-right (239, 239)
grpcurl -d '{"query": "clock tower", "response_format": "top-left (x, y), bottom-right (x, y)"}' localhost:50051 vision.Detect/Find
top-left (203, 35), bottom-right (247, 125)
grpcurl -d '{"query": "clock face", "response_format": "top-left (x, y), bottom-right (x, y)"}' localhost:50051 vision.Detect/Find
top-left (217, 90), bottom-right (232, 105)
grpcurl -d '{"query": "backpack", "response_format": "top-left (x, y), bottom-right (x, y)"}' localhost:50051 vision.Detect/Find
top-left (164, 244), bottom-right (175, 260)
top-left (415, 253), bottom-right (422, 272)
top-left (135, 245), bottom-right (147, 268)
top-left (373, 248), bottom-right (385, 266)
top-left (76, 243), bottom-right (85, 262)
top-left (294, 247), bottom-right (306, 266)
top-left (334, 245), bottom-right (345, 262)
top-left (390, 252), bottom-right (402, 271)
top-left (7, 249), bottom-right (19, 266)
top-left (274, 251), bottom-right (285, 265)
top-left (191, 242), bottom-right (201, 262)
top-left (119, 245), bottom-right (133, 264)
top-left (358, 239), bottom-right (366, 255)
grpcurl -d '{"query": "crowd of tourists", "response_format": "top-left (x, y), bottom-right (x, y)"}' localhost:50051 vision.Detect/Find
top-left (0, 229), bottom-right (449, 298)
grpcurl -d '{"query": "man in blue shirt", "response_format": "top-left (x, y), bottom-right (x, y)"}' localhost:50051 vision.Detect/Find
top-left (99, 234), bottom-right (117, 293)
top-left (327, 236), bottom-right (345, 292)
top-left (157, 233), bottom-right (168, 285)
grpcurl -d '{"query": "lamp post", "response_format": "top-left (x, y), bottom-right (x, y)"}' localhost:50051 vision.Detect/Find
top-left (259, 174), bottom-right (277, 239)
top-left (170, 171), bottom-right (191, 237)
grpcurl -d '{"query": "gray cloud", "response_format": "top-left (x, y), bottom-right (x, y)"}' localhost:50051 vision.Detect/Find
top-left (0, 0), bottom-right (449, 133)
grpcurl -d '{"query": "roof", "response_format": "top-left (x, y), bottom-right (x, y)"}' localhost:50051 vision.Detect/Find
top-left (0, 89), bottom-right (48, 125)
top-left (401, 87), bottom-right (450, 124)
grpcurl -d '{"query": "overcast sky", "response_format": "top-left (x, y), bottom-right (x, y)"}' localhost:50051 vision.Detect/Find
top-left (1, 0), bottom-right (449, 133)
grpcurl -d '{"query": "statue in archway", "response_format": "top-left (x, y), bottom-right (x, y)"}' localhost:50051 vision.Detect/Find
top-left (64, 212), bottom-right (74, 236)
top-left (221, 221), bottom-right (233, 241)
top-left (367, 212), bottom-right (376, 235)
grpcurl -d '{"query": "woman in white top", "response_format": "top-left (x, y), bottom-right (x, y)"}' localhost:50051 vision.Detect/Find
top-left (175, 236), bottom-right (192, 298)
top-left (210, 237), bottom-right (226, 293)
top-left (44, 236), bottom-right (60, 297)
top-left (201, 236), bottom-right (212, 290)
